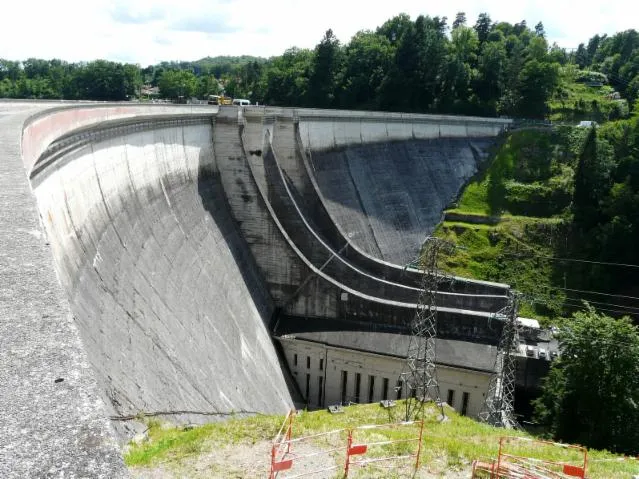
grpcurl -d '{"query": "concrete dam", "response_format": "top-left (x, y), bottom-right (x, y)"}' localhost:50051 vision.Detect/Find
top-left (0, 102), bottom-right (510, 476)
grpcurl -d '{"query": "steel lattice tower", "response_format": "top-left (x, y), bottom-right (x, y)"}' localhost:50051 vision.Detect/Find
top-left (399, 237), bottom-right (454, 422)
top-left (479, 291), bottom-right (520, 428)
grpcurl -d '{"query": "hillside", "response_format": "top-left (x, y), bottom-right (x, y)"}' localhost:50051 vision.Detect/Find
top-left (124, 402), bottom-right (638, 478)
top-left (435, 72), bottom-right (639, 323)
top-left (436, 127), bottom-right (579, 322)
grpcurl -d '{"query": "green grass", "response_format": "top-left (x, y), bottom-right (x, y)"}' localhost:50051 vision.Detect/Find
top-left (124, 403), bottom-right (639, 478)
top-left (125, 414), bottom-right (283, 466)
top-left (453, 180), bottom-right (491, 215)
top-left (434, 217), bottom-right (568, 323)
top-left (438, 125), bottom-right (584, 323)
top-left (451, 129), bottom-right (572, 218)
top-left (549, 82), bottom-right (624, 123)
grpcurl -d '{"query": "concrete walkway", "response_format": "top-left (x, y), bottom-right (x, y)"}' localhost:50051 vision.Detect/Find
top-left (0, 102), bottom-right (127, 477)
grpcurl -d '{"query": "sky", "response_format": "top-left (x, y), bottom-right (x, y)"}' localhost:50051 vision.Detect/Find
top-left (1, 0), bottom-right (638, 66)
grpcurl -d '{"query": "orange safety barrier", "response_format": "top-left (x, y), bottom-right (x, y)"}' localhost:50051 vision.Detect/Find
top-left (344, 420), bottom-right (425, 477)
top-left (472, 436), bottom-right (588, 479)
top-left (269, 409), bottom-right (295, 479)
top-left (269, 414), bottom-right (426, 478)
top-left (272, 428), bottom-right (348, 478)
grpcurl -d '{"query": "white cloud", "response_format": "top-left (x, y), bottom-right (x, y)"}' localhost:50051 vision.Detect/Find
top-left (1, 0), bottom-right (638, 65)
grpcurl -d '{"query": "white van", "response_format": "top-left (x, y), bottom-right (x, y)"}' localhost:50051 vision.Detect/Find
top-left (232, 99), bottom-right (251, 106)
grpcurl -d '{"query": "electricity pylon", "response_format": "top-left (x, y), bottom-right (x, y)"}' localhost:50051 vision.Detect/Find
top-left (399, 237), bottom-right (454, 422)
top-left (479, 291), bottom-right (520, 428)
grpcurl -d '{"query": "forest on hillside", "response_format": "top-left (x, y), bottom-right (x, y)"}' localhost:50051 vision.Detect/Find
top-left (1, 13), bottom-right (638, 119)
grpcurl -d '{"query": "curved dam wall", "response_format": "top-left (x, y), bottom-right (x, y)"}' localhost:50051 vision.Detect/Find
top-left (265, 110), bottom-right (507, 295)
top-left (215, 106), bottom-right (509, 341)
top-left (29, 110), bottom-right (293, 439)
top-left (1, 102), bottom-right (510, 475)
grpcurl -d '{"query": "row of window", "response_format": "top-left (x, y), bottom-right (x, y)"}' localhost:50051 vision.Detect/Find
top-left (447, 389), bottom-right (470, 416)
top-left (293, 353), bottom-right (323, 371)
top-left (340, 371), bottom-right (392, 405)
top-left (303, 373), bottom-right (324, 406)
top-left (339, 370), bottom-right (470, 416)
top-left (292, 353), bottom-right (471, 416)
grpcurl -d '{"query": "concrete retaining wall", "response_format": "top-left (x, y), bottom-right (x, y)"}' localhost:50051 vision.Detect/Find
top-left (22, 104), bottom-right (213, 172)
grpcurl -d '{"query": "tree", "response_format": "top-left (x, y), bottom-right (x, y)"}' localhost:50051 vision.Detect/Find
top-left (198, 75), bottom-right (221, 98)
top-left (340, 31), bottom-right (393, 109)
top-left (548, 43), bottom-right (568, 64)
top-left (474, 13), bottom-right (493, 44)
top-left (586, 34), bottom-right (605, 65)
top-left (439, 26), bottom-right (479, 112)
top-left (575, 43), bottom-right (589, 68)
top-left (534, 21), bottom-right (545, 38)
top-left (376, 13), bottom-right (412, 45)
top-left (573, 126), bottom-right (612, 229)
top-left (383, 15), bottom-right (448, 112)
top-left (0, 59), bottom-right (22, 82)
top-left (452, 12), bottom-right (466, 30)
top-left (474, 40), bottom-right (507, 113)
top-left (533, 306), bottom-right (639, 455)
top-left (513, 20), bottom-right (527, 36)
top-left (262, 48), bottom-right (313, 106)
top-left (158, 69), bottom-right (198, 100)
top-left (73, 60), bottom-right (140, 101)
top-left (307, 29), bottom-right (343, 108)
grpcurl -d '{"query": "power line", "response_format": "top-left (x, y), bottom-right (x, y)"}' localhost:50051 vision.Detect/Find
top-left (524, 295), bottom-right (639, 317)
top-left (503, 252), bottom-right (639, 269)
top-left (562, 297), bottom-right (639, 312)
top-left (560, 299), bottom-right (639, 316)
top-left (535, 287), bottom-right (639, 312)
top-left (548, 285), bottom-right (639, 302)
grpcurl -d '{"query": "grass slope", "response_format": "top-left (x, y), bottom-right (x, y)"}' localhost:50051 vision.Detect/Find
top-left (125, 403), bottom-right (638, 478)
top-left (437, 127), bottom-right (583, 322)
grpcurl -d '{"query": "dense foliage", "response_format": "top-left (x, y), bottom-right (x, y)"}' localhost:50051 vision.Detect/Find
top-left (0, 14), bottom-right (556, 116)
top-left (533, 307), bottom-right (639, 454)
top-left (439, 115), bottom-right (639, 316)
top-left (2, 14), bottom-right (637, 119)
top-left (0, 59), bottom-right (141, 101)
top-left (574, 30), bottom-right (639, 105)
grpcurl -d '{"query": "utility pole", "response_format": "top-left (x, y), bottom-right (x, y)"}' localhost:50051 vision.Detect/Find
top-left (479, 291), bottom-right (520, 428)
top-left (398, 237), bottom-right (454, 422)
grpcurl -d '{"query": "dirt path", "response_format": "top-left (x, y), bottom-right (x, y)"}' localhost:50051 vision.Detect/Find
top-left (129, 439), bottom-right (472, 478)
top-left (129, 439), bottom-right (339, 479)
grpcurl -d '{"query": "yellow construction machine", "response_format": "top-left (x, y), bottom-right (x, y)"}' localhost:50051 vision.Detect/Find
top-left (207, 95), bottom-right (233, 105)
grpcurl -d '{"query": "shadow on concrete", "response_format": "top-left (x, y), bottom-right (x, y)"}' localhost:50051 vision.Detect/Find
top-left (196, 148), bottom-right (275, 327)
top-left (310, 138), bottom-right (494, 264)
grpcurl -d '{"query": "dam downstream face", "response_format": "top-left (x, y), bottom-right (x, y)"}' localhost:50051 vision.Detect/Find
top-left (31, 119), bottom-right (292, 436)
top-left (0, 103), bottom-right (511, 475)
top-left (13, 103), bottom-right (511, 466)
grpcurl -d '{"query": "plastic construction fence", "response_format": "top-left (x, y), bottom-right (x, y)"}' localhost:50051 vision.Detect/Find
top-left (472, 436), bottom-right (588, 479)
top-left (269, 410), bottom-right (425, 478)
